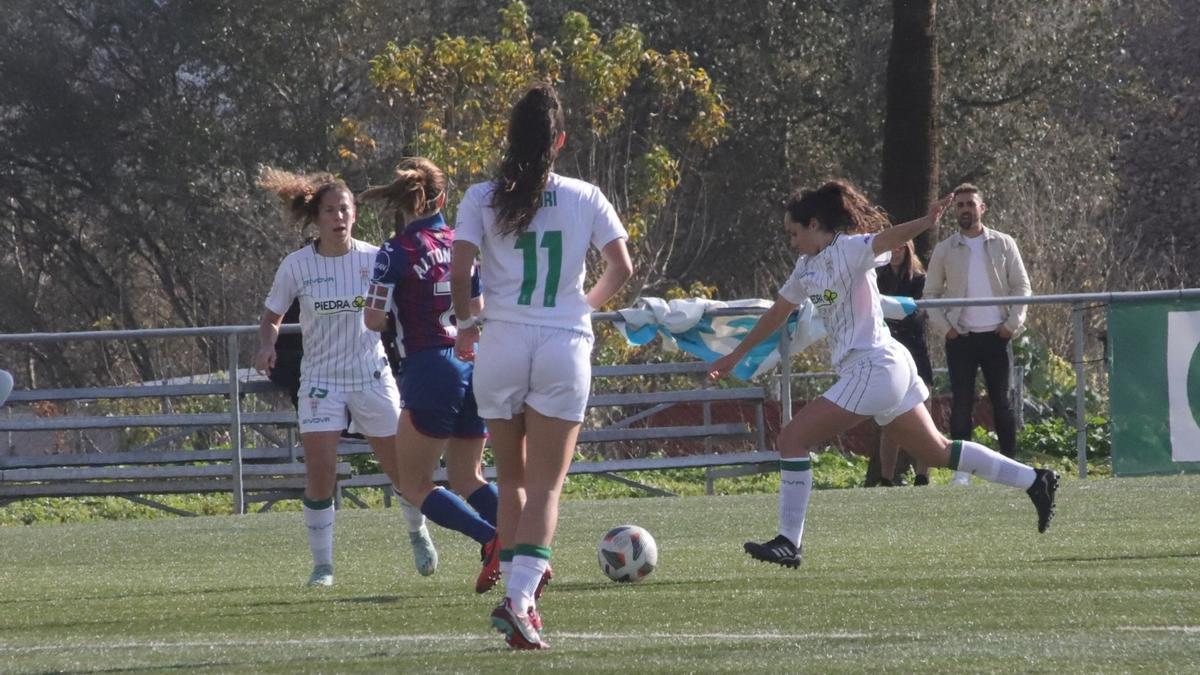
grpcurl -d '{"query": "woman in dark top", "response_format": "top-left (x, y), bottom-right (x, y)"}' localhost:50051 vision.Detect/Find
top-left (875, 240), bottom-right (934, 485)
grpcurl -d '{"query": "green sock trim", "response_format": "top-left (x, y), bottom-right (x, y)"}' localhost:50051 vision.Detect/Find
top-left (513, 544), bottom-right (552, 561)
top-left (948, 440), bottom-right (963, 470)
top-left (499, 549), bottom-right (515, 562)
top-left (780, 458), bottom-right (812, 472)
top-left (302, 495), bottom-right (333, 510)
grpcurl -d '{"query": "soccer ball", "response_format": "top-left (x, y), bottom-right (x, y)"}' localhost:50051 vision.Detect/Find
top-left (597, 525), bottom-right (658, 582)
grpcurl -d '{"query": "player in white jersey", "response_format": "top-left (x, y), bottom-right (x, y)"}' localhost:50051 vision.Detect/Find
top-left (451, 83), bottom-right (633, 650)
top-left (253, 168), bottom-right (435, 587)
top-left (709, 180), bottom-right (1059, 569)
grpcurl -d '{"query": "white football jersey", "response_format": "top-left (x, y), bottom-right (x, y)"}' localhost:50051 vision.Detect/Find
top-left (455, 173), bottom-right (627, 335)
top-left (779, 233), bottom-right (893, 369)
top-left (264, 239), bottom-right (391, 390)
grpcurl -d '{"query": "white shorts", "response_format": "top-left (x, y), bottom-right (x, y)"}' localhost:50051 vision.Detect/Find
top-left (823, 340), bottom-right (929, 426)
top-left (472, 320), bottom-right (594, 422)
top-left (297, 376), bottom-right (401, 437)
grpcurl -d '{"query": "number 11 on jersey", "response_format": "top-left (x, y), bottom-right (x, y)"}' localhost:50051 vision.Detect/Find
top-left (515, 230), bottom-right (562, 307)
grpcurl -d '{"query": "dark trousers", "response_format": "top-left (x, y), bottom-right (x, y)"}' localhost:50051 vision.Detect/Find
top-left (267, 349), bottom-right (303, 410)
top-left (946, 331), bottom-right (1017, 458)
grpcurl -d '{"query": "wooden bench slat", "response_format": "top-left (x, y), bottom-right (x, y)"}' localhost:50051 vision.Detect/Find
top-left (0, 473), bottom-right (349, 499)
top-left (0, 447), bottom-right (298, 469)
top-left (587, 387), bottom-right (764, 407)
top-left (0, 462), bottom-right (346, 482)
top-left (0, 411), bottom-right (295, 432)
top-left (578, 422), bottom-right (748, 444)
top-left (592, 362), bottom-right (711, 377)
top-left (5, 381), bottom-right (280, 403)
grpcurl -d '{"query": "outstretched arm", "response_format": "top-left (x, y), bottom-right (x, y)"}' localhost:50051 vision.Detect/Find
top-left (871, 194), bottom-right (952, 255)
top-left (708, 296), bottom-right (799, 381)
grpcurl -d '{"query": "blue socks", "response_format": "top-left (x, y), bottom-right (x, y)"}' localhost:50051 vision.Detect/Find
top-left (421, 486), bottom-right (496, 545)
top-left (466, 483), bottom-right (499, 526)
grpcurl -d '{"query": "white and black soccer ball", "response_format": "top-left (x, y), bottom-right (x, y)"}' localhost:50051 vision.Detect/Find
top-left (597, 525), bottom-right (658, 582)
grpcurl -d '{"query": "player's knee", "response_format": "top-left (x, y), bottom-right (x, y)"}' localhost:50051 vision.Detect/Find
top-left (398, 482), bottom-right (435, 506)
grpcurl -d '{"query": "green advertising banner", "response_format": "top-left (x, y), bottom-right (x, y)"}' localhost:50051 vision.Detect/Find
top-left (1109, 299), bottom-right (1200, 475)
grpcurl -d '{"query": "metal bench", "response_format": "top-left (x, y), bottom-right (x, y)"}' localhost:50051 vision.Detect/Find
top-left (333, 361), bottom-right (770, 502)
top-left (0, 316), bottom-right (773, 511)
top-left (0, 379), bottom-right (329, 513)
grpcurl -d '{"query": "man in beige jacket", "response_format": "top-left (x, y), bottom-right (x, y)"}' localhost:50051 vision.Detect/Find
top-left (926, 184), bottom-right (1030, 481)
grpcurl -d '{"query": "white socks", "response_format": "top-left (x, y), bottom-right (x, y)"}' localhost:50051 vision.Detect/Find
top-left (508, 551), bottom-right (551, 614)
top-left (302, 501), bottom-right (335, 566)
top-left (951, 441), bottom-right (1036, 489)
top-left (397, 495), bottom-right (428, 533)
top-left (778, 458), bottom-right (813, 547)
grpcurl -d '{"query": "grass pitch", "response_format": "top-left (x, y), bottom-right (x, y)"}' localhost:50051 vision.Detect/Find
top-left (1, 475), bottom-right (1198, 673)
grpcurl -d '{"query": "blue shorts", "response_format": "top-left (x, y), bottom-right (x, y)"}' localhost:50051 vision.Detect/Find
top-left (400, 347), bottom-right (487, 439)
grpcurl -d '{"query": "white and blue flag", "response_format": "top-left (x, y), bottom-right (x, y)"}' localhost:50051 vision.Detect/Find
top-left (614, 296), bottom-right (916, 381)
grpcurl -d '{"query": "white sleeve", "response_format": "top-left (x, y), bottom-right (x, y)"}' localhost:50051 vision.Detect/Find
top-left (847, 234), bottom-right (886, 272)
top-left (588, 185), bottom-right (627, 248)
top-left (263, 258), bottom-right (298, 316)
top-left (778, 256), bottom-right (812, 305)
top-left (454, 185), bottom-right (485, 247)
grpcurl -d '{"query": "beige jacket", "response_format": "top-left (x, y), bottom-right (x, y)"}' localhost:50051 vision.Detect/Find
top-left (924, 227), bottom-right (1031, 338)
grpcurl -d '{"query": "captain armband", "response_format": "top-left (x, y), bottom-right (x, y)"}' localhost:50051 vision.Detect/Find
top-left (366, 282), bottom-right (393, 312)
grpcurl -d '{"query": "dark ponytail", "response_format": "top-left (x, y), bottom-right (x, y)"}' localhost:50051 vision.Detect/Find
top-left (491, 83), bottom-right (565, 237)
top-left (786, 179), bottom-right (890, 235)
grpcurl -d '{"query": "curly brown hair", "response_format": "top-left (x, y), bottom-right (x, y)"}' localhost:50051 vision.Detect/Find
top-left (257, 166), bottom-right (350, 227)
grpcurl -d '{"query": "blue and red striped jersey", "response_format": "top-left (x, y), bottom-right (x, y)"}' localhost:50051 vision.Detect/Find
top-left (371, 213), bottom-right (477, 356)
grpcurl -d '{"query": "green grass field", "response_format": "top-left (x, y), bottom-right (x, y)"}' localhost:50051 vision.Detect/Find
top-left (1, 475), bottom-right (1198, 673)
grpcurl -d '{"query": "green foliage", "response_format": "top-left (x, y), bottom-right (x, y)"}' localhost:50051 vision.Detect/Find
top-left (1013, 331), bottom-right (1104, 422)
top-left (0, 494), bottom-right (233, 526)
top-left (1018, 414), bottom-right (1111, 460)
top-left (360, 1), bottom-right (728, 300)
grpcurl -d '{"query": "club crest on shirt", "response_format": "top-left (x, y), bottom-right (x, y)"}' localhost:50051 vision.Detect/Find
top-left (307, 387), bottom-right (327, 416)
top-left (810, 288), bottom-right (838, 308)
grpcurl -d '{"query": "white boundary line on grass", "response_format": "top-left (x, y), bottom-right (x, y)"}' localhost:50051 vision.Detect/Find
top-left (1117, 626), bottom-right (1200, 634)
top-left (0, 631), bottom-right (873, 654)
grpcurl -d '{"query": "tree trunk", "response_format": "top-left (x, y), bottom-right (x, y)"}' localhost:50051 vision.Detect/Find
top-left (880, 0), bottom-right (940, 263)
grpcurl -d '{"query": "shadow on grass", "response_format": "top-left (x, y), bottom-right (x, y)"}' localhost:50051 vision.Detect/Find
top-left (549, 578), bottom-right (728, 592)
top-left (58, 659), bottom-right (253, 675)
top-left (1037, 551), bottom-right (1200, 563)
top-left (0, 586), bottom-right (275, 607)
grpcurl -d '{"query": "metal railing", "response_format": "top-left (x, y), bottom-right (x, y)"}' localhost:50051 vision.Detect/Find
top-left (2, 288), bottom-right (1198, 510)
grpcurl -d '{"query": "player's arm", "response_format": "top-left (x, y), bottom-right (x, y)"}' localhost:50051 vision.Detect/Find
top-left (707, 296), bottom-right (798, 381)
top-left (363, 281), bottom-right (391, 333)
top-left (871, 194), bottom-right (952, 255)
top-left (254, 309), bottom-right (284, 375)
top-left (585, 237), bottom-right (633, 310)
top-left (451, 240), bottom-right (481, 361)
